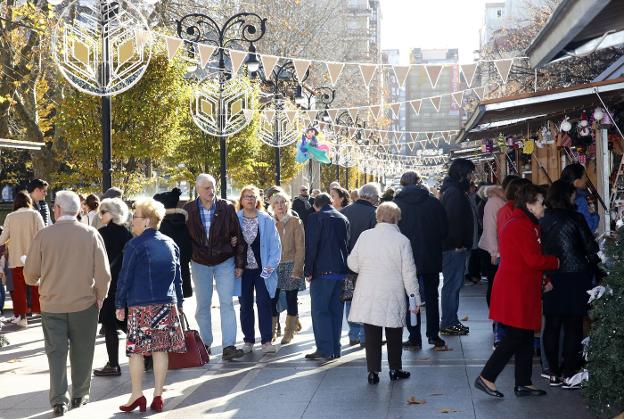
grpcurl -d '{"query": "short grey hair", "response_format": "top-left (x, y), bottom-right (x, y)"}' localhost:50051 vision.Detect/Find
top-left (99, 198), bottom-right (129, 225)
top-left (376, 202), bottom-right (401, 224)
top-left (196, 173), bottom-right (216, 189)
top-left (359, 183), bottom-right (381, 202)
top-left (55, 190), bottom-right (80, 216)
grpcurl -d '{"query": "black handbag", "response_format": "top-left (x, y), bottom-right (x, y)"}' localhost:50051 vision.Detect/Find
top-left (340, 273), bottom-right (357, 302)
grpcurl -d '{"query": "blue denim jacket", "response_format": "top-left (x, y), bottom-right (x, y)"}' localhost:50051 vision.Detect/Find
top-left (116, 229), bottom-right (184, 309)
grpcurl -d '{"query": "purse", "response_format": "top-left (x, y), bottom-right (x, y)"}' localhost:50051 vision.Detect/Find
top-left (340, 273), bottom-right (357, 302)
top-left (168, 313), bottom-right (209, 369)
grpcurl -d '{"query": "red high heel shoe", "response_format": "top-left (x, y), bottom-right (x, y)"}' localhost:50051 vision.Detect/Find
top-left (150, 396), bottom-right (164, 412)
top-left (119, 395), bottom-right (146, 412)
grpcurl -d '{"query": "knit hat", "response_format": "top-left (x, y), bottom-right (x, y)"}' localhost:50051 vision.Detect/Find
top-left (154, 187), bottom-right (182, 209)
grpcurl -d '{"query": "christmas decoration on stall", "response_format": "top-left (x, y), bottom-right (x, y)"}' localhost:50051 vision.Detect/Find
top-left (296, 127), bottom-right (331, 164)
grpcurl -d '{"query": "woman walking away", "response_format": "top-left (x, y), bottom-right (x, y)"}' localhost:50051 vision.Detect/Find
top-left (475, 183), bottom-right (559, 398)
top-left (540, 180), bottom-right (602, 389)
top-left (0, 191), bottom-right (44, 327)
top-left (236, 186), bottom-right (282, 354)
top-left (347, 202), bottom-right (421, 384)
top-left (93, 198), bottom-right (132, 377)
top-left (116, 198), bottom-right (185, 413)
top-left (270, 191), bottom-right (305, 345)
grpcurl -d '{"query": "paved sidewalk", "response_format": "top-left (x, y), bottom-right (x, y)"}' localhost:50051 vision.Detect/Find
top-left (0, 282), bottom-right (592, 419)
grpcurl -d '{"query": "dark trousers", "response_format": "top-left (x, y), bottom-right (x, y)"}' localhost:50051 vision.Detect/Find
top-left (271, 288), bottom-right (299, 316)
top-left (481, 325), bottom-right (534, 386)
top-left (310, 278), bottom-right (344, 357)
top-left (364, 324), bottom-right (402, 373)
top-left (484, 260), bottom-right (498, 307)
top-left (406, 273), bottom-right (440, 343)
top-left (100, 298), bottom-right (122, 367)
top-left (543, 315), bottom-right (583, 378)
top-left (239, 268), bottom-right (273, 344)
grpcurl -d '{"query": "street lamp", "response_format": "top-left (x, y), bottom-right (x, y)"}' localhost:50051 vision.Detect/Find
top-left (177, 12), bottom-right (267, 199)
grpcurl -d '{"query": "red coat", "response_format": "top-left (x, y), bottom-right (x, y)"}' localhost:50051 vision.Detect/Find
top-left (496, 201), bottom-right (514, 242)
top-left (490, 208), bottom-right (558, 330)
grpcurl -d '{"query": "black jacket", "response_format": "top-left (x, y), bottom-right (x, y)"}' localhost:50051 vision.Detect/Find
top-left (160, 209), bottom-right (193, 297)
top-left (292, 195), bottom-right (312, 225)
top-left (98, 222), bottom-right (132, 326)
top-left (540, 208), bottom-right (600, 273)
top-left (340, 200), bottom-right (376, 252)
top-left (439, 177), bottom-right (474, 251)
top-left (394, 185), bottom-right (448, 274)
top-left (304, 205), bottom-right (350, 278)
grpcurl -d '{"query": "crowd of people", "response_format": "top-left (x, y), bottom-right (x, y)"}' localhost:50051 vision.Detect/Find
top-left (0, 158), bottom-right (603, 415)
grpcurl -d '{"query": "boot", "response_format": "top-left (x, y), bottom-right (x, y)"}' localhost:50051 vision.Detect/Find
top-left (295, 317), bottom-right (302, 333)
top-left (281, 315), bottom-right (297, 345)
top-left (272, 316), bottom-right (279, 342)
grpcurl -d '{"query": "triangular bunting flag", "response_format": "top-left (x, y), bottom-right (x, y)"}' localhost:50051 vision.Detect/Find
top-left (429, 96), bottom-right (442, 112)
top-left (442, 131), bottom-right (450, 143)
top-left (243, 109), bottom-right (254, 123)
top-left (390, 103), bottom-right (401, 118)
top-left (293, 59), bottom-right (312, 83)
top-left (348, 127), bottom-right (356, 138)
top-left (326, 62), bottom-right (345, 86)
top-left (472, 86), bottom-right (485, 100)
top-left (419, 140), bottom-right (428, 150)
top-left (381, 131), bottom-right (389, 142)
top-left (460, 63), bottom-right (478, 87)
top-left (229, 50), bottom-right (247, 75)
top-left (135, 30), bottom-right (152, 49)
top-left (198, 44), bottom-right (217, 68)
top-left (494, 58), bottom-right (514, 84)
top-left (327, 109), bottom-right (338, 122)
top-left (319, 122), bottom-right (327, 131)
top-left (392, 65), bottom-right (410, 88)
top-left (260, 54), bottom-right (280, 77)
top-left (165, 36), bottom-right (183, 60)
top-left (426, 132), bottom-right (434, 141)
top-left (347, 108), bottom-right (358, 122)
top-left (452, 91), bottom-right (465, 107)
top-left (432, 138), bottom-right (440, 148)
top-left (284, 110), bottom-right (298, 124)
top-left (393, 132), bottom-right (401, 143)
top-left (409, 100), bottom-right (422, 115)
top-left (263, 109), bottom-right (276, 122)
top-left (409, 132), bottom-right (418, 142)
top-left (359, 64), bottom-right (377, 88)
top-left (424, 64), bottom-right (444, 88)
top-left (407, 142), bottom-right (415, 152)
top-left (369, 105), bottom-right (381, 120)
top-left (306, 110), bottom-right (317, 123)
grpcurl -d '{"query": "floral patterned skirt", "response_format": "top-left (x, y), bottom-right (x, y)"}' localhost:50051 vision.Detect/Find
top-left (126, 303), bottom-right (186, 356)
top-left (277, 261), bottom-right (306, 291)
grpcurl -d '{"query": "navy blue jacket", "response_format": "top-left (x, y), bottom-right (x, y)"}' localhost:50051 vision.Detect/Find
top-left (116, 229), bottom-right (184, 309)
top-left (304, 205), bottom-right (350, 278)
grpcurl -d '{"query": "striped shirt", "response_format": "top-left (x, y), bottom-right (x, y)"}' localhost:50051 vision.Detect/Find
top-left (197, 199), bottom-right (216, 241)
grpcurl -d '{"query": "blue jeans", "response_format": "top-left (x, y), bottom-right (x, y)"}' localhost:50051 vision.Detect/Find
top-left (191, 258), bottom-right (238, 348)
top-left (441, 249), bottom-right (468, 329)
top-left (239, 269), bottom-right (273, 344)
top-left (344, 301), bottom-right (365, 343)
top-left (310, 278), bottom-right (344, 357)
top-left (0, 283), bottom-right (5, 313)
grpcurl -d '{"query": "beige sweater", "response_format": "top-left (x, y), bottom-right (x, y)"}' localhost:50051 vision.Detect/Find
top-left (275, 214), bottom-right (305, 279)
top-left (24, 220), bottom-right (111, 313)
top-left (0, 208), bottom-right (45, 268)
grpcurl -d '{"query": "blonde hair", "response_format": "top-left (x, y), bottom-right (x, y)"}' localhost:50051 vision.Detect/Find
top-left (236, 185), bottom-right (264, 211)
top-left (134, 198), bottom-right (166, 229)
top-left (269, 191), bottom-right (292, 214)
top-left (375, 201), bottom-right (401, 224)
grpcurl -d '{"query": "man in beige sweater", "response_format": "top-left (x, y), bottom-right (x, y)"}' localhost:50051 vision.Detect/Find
top-left (24, 190), bottom-right (111, 417)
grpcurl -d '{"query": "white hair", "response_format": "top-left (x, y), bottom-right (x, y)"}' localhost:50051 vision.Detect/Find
top-left (359, 183), bottom-right (381, 202)
top-left (196, 173), bottom-right (216, 189)
top-left (55, 190), bottom-right (80, 216)
top-left (99, 198), bottom-right (129, 225)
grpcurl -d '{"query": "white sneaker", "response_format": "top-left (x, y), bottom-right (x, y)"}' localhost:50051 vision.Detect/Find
top-left (17, 318), bottom-right (28, 328)
top-left (242, 342), bottom-right (254, 353)
top-left (261, 342), bottom-right (278, 353)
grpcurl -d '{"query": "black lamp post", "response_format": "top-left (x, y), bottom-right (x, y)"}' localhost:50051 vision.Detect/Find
top-left (176, 12), bottom-right (267, 198)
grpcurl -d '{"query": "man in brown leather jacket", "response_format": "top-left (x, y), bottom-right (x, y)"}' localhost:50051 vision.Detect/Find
top-left (184, 174), bottom-right (246, 360)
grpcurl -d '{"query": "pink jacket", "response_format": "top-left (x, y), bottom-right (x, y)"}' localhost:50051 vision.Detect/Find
top-left (478, 191), bottom-right (505, 258)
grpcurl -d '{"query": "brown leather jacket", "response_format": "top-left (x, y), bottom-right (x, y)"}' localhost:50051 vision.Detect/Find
top-left (183, 197), bottom-right (245, 268)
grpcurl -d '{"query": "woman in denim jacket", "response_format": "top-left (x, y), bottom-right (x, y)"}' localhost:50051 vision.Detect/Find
top-left (116, 198), bottom-right (185, 413)
top-left (236, 185), bottom-right (281, 354)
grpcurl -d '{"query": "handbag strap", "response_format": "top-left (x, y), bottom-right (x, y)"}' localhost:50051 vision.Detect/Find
top-left (178, 312), bottom-right (190, 331)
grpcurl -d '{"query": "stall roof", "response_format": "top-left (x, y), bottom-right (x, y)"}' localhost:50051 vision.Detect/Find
top-left (456, 77), bottom-right (624, 143)
top-left (527, 0), bottom-right (624, 69)
top-left (0, 138), bottom-right (44, 150)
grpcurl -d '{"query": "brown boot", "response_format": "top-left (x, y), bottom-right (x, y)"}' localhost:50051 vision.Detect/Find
top-left (272, 316), bottom-right (279, 342)
top-left (281, 315), bottom-right (297, 345)
top-left (295, 317), bottom-right (302, 333)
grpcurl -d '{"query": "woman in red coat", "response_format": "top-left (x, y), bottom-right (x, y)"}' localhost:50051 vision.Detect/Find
top-left (475, 183), bottom-right (559, 398)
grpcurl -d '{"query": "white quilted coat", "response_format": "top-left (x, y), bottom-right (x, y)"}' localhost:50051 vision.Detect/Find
top-left (347, 223), bottom-right (421, 328)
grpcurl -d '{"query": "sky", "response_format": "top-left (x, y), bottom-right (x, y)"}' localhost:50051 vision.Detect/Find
top-left (380, 0), bottom-right (489, 64)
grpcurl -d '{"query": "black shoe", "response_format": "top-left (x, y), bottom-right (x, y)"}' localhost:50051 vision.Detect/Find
top-left (222, 346), bottom-right (245, 360)
top-left (440, 325), bottom-right (468, 336)
top-left (305, 351), bottom-right (329, 360)
top-left (428, 337), bottom-right (447, 348)
top-left (53, 404), bottom-right (68, 417)
top-left (93, 362), bottom-right (121, 377)
top-left (70, 396), bottom-right (89, 408)
top-left (368, 372), bottom-right (379, 384)
top-left (349, 339), bottom-right (360, 346)
top-left (389, 369), bottom-right (410, 381)
top-left (474, 376), bottom-right (504, 398)
top-left (402, 340), bottom-right (422, 351)
top-left (458, 322), bottom-right (470, 332)
top-left (514, 385), bottom-right (547, 397)
top-left (549, 376), bottom-right (563, 387)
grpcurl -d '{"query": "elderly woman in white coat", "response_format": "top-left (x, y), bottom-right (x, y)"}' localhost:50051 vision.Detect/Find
top-left (348, 202), bottom-right (421, 384)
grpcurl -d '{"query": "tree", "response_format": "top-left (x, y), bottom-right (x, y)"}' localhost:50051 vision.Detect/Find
top-left (584, 229), bottom-right (624, 418)
top-left (53, 48), bottom-right (190, 195)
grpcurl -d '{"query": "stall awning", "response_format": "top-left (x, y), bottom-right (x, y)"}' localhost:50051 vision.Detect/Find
top-left (526, 0), bottom-right (624, 69)
top-left (456, 77), bottom-right (624, 143)
top-left (0, 138), bottom-right (45, 150)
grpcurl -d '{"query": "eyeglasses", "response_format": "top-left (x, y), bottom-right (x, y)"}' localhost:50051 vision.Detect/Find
top-left (132, 214), bottom-right (145, 219)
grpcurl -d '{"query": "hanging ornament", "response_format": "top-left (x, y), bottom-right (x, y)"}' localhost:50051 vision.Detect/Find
top-left (560, 116), bottom-right (572, 132)
top-left (593, 107), bottom-right (604, 121)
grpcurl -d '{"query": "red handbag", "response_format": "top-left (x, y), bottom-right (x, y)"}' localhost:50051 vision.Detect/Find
top-left (168, 313), bottom-right (209, 369)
